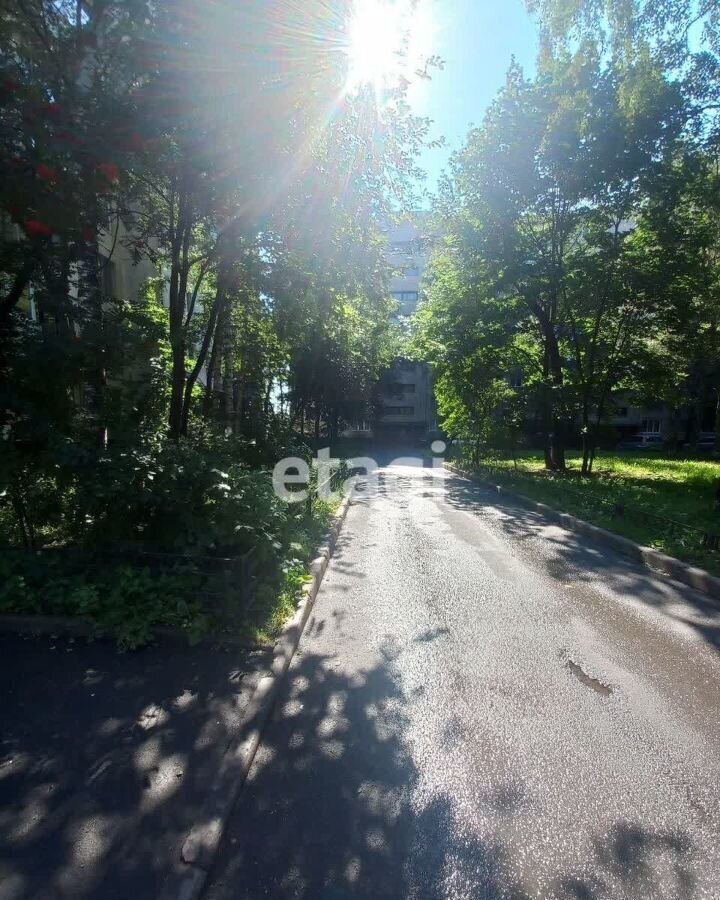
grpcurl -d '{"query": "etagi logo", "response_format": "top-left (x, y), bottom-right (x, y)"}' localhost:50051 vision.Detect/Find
top-left (272, 441), bottom-right (448, 503)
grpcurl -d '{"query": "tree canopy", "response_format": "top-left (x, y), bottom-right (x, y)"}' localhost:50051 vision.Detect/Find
top-left (416, 16), bottom-right (720, 471)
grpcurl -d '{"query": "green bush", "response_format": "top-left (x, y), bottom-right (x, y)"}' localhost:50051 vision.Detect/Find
top-left (0, 550), bottom-right (209, 650)
top-left (0, 431), bottom-right (343, 647)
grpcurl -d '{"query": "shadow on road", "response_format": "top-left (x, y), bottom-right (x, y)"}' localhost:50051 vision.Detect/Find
top-left (204, 643), bottom-right (699, 899)
top-left (2, 470), bottom-right (708, 900)
top-left (443, 475), bottom-right (720, 655)
top-left (557, 823), bottom-right (697, 899)
top-left (205, 645), bottom-right (520, 899)
top-left (0, 634), bottom-right (270, 900)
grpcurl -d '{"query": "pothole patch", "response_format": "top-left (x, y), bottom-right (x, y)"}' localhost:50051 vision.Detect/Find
top-left (564, 657), bottom-right (613, 697)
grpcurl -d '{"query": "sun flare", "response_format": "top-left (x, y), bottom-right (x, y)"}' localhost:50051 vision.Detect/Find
top-left (345, 0), bottom-right (433, 95)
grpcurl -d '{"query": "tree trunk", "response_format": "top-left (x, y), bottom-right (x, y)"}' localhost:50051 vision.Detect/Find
top-left (580, 401), bottom-right (591, 476)
top-left (232, 377), bottom-right (244, 435)
top-left (11, 491), bottom-right (32, 549)
top-left (686, 377), bottom-right (703, 447)
top-left (168, 343), bottom-right (186, 440)
top-left (329, 410), bottom-right (339, 444)
top-left (221, 330), bottom-right (234, 429)
top-left (540, 342), bottom-right (554, 469)
top-left (180, 286), bottom-right (226, 436)
top-left (0, 252), bottom-right (40, 323)
top-left (581, 432), bottom-right (590, 476)
top-left (77, 222), bottom-right (107, 448)
top-left (168, 183), bottom-right (193, 441)
top-left (262, 379), bottom-right (273, 438)
top-left (203, 312), bottom-right (222, 417)
top-left (545, 327), bottom-right (566, 471)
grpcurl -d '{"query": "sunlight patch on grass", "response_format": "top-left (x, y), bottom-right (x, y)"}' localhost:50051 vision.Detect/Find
top-left (475, 451), bottom-right (720, 574)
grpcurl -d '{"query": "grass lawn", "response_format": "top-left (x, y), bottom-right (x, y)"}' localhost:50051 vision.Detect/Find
top-left (466, 451), bottom-right (720, 575)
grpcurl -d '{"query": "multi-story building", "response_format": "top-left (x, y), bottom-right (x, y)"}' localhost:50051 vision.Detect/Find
top-left (373, 220), bottom-right (436, 444)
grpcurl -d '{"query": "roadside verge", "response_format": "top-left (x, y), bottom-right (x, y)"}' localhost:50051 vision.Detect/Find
top-left (160, 487), bottom-right (354, 900)
top-left (446, 462), bottom-right (720, 603)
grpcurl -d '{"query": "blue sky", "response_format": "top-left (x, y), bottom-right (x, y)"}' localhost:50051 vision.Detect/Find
top-left (410, 0), bottom-right (539, 191)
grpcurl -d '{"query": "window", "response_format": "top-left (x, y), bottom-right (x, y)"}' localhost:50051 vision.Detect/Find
top-left (640, 418), bottom-right (661, 434)
top-left (391, 291), bottom-right (419, 318)
top-left (617, 407), bottom-right (628, 417)
top-left (383, 406), bottom-right (415, 416)
top-left (101, 259), bottom-right (116, 299)
top-left (508, 368), bottom-right (523, 388)
top-left (385, 382), bottom-right (415, 395)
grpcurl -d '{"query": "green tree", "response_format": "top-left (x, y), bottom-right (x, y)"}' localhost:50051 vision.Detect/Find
top-left (527, 0), bottom-right (720, 142)
top-left (0, 0), bottom-right (434, 560)
top-left (413, 251), bottom-right (522, 461)
top-left (432, 50), bottom-right (684, 470)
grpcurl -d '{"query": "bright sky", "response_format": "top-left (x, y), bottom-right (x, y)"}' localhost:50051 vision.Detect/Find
top-left (407, 0), bottom-right (539, 191)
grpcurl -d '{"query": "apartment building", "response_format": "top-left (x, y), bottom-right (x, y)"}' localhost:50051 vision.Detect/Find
top-left (373, 220), bottom-right (436, 444)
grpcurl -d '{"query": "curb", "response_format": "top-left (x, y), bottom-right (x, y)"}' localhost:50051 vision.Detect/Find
top-left (446, 462), bottom-right (720, 603)
top-left (159, 488), bottom-right (354, 900)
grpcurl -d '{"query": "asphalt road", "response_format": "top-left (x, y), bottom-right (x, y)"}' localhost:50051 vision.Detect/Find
top-left (203, 463), bottom-right (720, 900)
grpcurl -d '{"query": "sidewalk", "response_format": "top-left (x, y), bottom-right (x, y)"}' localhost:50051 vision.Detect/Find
top-left (0, 632), bottom-right (271, 900)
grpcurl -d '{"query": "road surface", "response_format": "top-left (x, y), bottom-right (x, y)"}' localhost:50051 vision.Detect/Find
top-left (204, 463), bottom-right (720, 899)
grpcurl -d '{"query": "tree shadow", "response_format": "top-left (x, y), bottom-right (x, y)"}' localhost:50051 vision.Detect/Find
top-left (0, 633), bottom-right (272, 900)
top-left (443, 475), bottom-right (720, 654)
top-left (202, 648), bottom-right (519, 899)
top-left (413, 626), bottom-right (450, 644)
top-left (556, 822), bottom-right (697, 899)
top-left (203, 647), bottom-right (703, 899)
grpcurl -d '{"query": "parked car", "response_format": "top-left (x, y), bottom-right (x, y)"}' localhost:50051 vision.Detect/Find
top-left (684, 432), bottom-right (717, 452)
top-left (616, 433), bottom-right (664, 451)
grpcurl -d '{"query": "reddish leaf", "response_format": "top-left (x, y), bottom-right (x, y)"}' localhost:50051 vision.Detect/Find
top-left (96, 162), bottom-right (119, 182)
top-left (128, 133), bottom-right (147, 151)
top-left (37, 164), bottom-right (58, 181)
top-left (24, 219), bottom-right (53, 237)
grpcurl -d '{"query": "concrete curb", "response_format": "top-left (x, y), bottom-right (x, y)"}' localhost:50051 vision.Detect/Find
top-left (159, 488), bottom-right (354, 900)
top-left (446, 462), bottom-right (720, 603)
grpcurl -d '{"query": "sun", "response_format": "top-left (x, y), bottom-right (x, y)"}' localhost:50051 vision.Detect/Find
top-left (344, 0), bottom-right (433, 95)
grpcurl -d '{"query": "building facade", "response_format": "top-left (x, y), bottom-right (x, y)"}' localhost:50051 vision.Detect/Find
top-left (372, 220), bottom-right (436, 444)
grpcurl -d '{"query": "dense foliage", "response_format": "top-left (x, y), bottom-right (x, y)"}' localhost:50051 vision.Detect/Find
top-left (415, 2), bottom-right (720, 476)
top-left (0, 0), bottom-right (428, 643)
